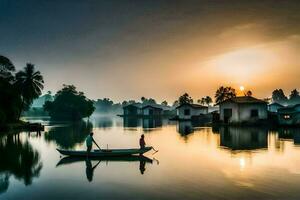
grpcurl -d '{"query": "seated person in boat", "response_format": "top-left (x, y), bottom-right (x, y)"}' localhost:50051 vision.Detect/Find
top-left (139, 134), bottom-right (146, 149)
top-left (86, 132), bottom-right (99, 155)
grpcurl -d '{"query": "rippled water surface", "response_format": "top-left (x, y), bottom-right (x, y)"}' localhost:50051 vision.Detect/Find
top-left (1, 116), bottom-right (300, 200)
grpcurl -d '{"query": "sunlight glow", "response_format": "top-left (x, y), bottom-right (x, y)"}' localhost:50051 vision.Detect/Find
top-left (240, 86), bottom-right (245, 91)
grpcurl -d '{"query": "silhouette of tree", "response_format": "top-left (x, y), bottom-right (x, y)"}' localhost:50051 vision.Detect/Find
top-left (44, 85), bottom-right (95, 120)
top-left (289, 89), bottom-right (300, 104)
top-left (245, 90), bottom-right (252, 96)
top-left (272, 89), bottom-right (288, 104)
top-left (215, 86), bottom-right (236, 104)
top-left (172, 100), bottom-right (179, 107)
top-left (140, 97), bottom-right (156, 105)
top-left (290, 89), bottom-right (299, 99)
top-left (198, 96), bottom-right (212, 106)
top-left (0, 55), bottom-right (15, 81)
top-left (0, 55), bottom-right (21, 123)
top-left (178, 93), bottom-right (193, 105)
top-left (15, 63), bottom-right (44, 119)
top-left (197, 98), bottom-right (205, 105)
top-left (161, 100), bottom-right (168, 106)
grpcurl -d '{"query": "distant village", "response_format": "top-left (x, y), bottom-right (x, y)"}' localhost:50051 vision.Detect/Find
top-left (29, 87), bottom-right (300, 127)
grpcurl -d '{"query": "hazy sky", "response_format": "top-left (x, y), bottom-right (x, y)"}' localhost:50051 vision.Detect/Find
top-left (1, 0), bottom-right (300, 103)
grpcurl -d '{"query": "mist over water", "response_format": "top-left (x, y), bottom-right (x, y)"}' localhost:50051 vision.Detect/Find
top-left (1, 116), bottom-right (300, 200)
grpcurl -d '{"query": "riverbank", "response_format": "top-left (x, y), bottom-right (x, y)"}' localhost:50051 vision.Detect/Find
top-left (0, 120), bottom-right (44, 132)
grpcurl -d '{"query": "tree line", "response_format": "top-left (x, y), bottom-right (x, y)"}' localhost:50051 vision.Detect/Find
top-left (0, 54), bottom-right (96, 123)
top-left (0, 55), bottom-right (44, 124)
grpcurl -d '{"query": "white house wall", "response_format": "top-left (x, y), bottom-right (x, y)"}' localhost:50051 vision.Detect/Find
top-left (177, 105), bottom-right (208, 120)
top-left (220, 103), bottom-right (267, 123)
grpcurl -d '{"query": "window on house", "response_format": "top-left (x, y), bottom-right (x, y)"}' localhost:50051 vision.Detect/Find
top-left (184, 109), bottom-right (190, 116)
top-left (250, 109), bottom-right (259, 118)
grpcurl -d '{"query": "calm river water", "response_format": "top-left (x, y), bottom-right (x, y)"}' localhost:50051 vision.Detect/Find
top-left (1, 115), bottom-right (300, 200)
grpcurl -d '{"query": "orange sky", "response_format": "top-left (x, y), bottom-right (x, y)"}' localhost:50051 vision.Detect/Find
top-left (2, 1), bottom-right (300, 103)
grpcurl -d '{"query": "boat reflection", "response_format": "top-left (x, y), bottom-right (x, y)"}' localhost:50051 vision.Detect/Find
top-left (56, 155), bottom-right (153, 181)
top-left (44, 121), bottom-right (93, 149)
top-left (219, 127), bottom-right (268, 151)
top-left (0, 134), bottom-right (42, 194)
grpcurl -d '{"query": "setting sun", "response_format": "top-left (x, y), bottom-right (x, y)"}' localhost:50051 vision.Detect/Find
top-left (240, 86), bottom-right (245, 91)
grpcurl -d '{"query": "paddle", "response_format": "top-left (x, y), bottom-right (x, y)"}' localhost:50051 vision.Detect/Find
top-left (152, 147), bottom-right (159, 155)
top-left (93, 140), bottom-right (101, 150)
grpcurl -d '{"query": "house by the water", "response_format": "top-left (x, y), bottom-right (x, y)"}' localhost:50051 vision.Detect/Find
top-left (122, 103), bottom-right (173, 117)
top-left (123, 103), bottom-right (143, 116)
top-left (176, 103), bottom-right (208, 120)
top-left (277, 104), bottom-right (300, 126)
top-left (268, 102), bottom-right (284, 113)
top-left (219, 96), bottom-right (268, 124)
top-left (141, 105), bottom-right (163, 116)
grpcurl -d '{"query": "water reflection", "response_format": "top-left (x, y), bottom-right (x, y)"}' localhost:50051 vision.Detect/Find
top-left (57, 156), bottom-right (153, 181)
top-left (177, 121), bottom-right (194, 135)
top-left (123, 117), bottom-right (164, 130)
top-left (0, 134), bottom-right (42, 194)
top-left (219, 127), bottom-right (268, 151)
top-left (44, 121), bottom-right (92, 149)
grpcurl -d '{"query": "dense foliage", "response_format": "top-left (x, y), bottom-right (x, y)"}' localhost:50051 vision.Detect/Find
top-left (215, 86), bottom-right (237, 104)
top-left (94, 98), bottom-right (122, 113)
top-left (44, 85), bottom-right (95, 120)
top-left (178, 93), bottom-right (193, 105)
top-left (272, 88), bottom-right (300, 105)
top-left (0, 55), bottom-right (43, 124)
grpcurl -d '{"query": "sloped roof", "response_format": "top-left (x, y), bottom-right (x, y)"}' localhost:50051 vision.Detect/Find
top-left (278, 104), bottom-right (300, 114)
top-left (219, 96), bottom-right (267, 105)
top-left (268, 102), bottom-right (284, 107)
top-left (123, 103), bottom-right (143, 109)
top-left (141, 105), bottom-right (163, 110)
top-left (176, 103), bottom-right (208, 109)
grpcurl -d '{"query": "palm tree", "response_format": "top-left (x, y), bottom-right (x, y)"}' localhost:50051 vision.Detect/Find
top-left (204, 96), bottom-right (213, 106)
top-left (197, 98), bottom-right (206, 105)
top-left (215, 86), bottom-right (236, 104)
top-left (15, 63), bottom-right (44, 118)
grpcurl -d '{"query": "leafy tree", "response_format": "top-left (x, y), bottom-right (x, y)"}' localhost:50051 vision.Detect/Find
top-left (140, 97), bottom-right (156, 105)
top-left (0, 55), bottom-right (21, 123)
top-left (290, 89), bottom-right (299, 99)
top-left (15, 63), bottom-right (44, 119)
top-left (161, 100), bottom-right (168, 106)
top-left (178, 93), bottom-right (193, 105)
top-left (198, 96), bottom-right (212, 106)
top-left (0, 55), bottom-right (15, 81)
top-left (197, 98), bottom-right (206, 105)
top-left (44, 85), bottom-right (95, 120)
top-left (272, 89), bottom-right (287, 104)
top-left (172, 100), bottom-right (179, 107)
top-left (215, 86), bottom-right (236, 104)
top-left (245, 90), bottom-right (252, 97)
top-left (289, 89), bottom-right (300, 104)
top-left (94, 98), bottom-right (122, 113)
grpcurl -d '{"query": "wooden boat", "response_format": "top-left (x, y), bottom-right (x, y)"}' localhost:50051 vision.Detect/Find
top-left (56, 146), bottom-right (153, 157)
top-left (56, 155), bottom-right (153, 167)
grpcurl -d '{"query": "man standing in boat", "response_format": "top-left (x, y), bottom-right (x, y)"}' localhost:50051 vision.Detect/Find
top-left (139, 134), bottom-right (146, 149)
top-left (86, 132), bottom-right (101, 156)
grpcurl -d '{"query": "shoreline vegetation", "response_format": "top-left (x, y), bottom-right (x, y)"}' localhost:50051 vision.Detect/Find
top-left (1, 54), bottom-right (300, 131)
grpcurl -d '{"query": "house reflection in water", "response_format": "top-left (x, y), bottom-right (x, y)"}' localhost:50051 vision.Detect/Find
top-left (123, 117), bottom-right (142, 128)
top-left (123, 117), bottom-right (163, 130)
top-left (219, 127), bottom-right (268, 151)
top-left (278, 128), bottom-right (300, 145)
top-left (142, 118), bottom-right (162, 129)
top-left (177, 121), bottom-right (194, 135)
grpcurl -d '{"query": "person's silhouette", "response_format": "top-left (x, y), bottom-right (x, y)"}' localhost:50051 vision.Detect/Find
top-left (85, 158), bottom-right (100, 182)
top-left (139, 160), bottom-right (146, 174)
